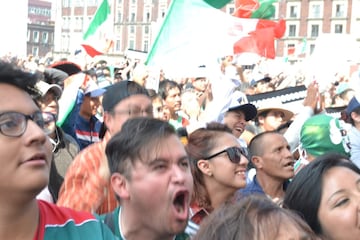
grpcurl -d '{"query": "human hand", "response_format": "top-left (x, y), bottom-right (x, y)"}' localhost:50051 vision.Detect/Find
top-left (303, 81), bottom-right (319, 110)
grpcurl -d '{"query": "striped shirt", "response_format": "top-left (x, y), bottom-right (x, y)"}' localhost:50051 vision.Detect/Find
top-left (57, 132), bottom-right (119, 215)
top-left (36, 200), bottom-right (117, 240)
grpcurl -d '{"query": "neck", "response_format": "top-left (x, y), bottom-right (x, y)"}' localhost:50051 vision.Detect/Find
top-left (79, 111), bottom-right (92, 121)
top-left (0, 198), bottom-right (39, 240)
top-left (256, 173), bottom-right (286, 199)
top-left (170, 111), bottom-right (178, 121)
top-left (205, 178), bottom-right (236, 210)
top-left (120, 207), bottom-right (175, 240)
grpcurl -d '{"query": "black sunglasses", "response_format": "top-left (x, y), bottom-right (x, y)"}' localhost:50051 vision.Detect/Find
top-left (203, 147), bottom-right (246, 164)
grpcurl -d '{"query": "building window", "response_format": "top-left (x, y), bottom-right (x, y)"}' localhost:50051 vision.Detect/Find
top-left (27, 30), bottom-right (30, 42)
top-left (143, 40), bottom-right (149, 52)
top-left (289, 25), bottom-right (296, 37)
top-left (129, 40), bottom-right (135, 50)
top-left (311, 25), bottom-right (319, 37)
top-left (335, 4), bottom-right (345, 17)
top-left (310, 44), bottom-right (315, 54)
top-left (311, 4), bottom-right (321, 18)
top-left (42, 32), bottom-right (48, 44)
top-left (335, 24), bottom-right (343, 33)
top-left (62, 0), bottom-right (70, 7)
top-left (144, 25), bottom-right (149, 34)
top-left (33, 31), bottom-right (39, 43)
top-left (287, 44), bottom-right (295, 55)
top-left (228, 7), bottom-right (235, 14)
top-left (117, 12), bottom-right (122, 23)
top-left (116, 40), bottom-right (121, 51)
top-left (131, 13), bottom-right (135, 22)
top-left (290, 6), bottom-right (297, 18)
top-left (161, 11), bottom-right (165, 18)
top-left (130, 26), bottom-right (135, 34)
top-left (32, 47), bottom-right (39, 56)
top-left (146, 12), bottom-right (150, 22)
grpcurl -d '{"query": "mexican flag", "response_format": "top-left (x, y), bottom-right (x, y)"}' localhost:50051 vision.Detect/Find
top-left (145, 0), bottom-right (285, 73)
top-left (81, 0), bottom-right (113, 57)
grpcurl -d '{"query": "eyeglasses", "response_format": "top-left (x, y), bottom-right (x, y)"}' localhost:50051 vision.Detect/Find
top-left (0, 111), bottom-right (56, 137)
top-left (112, 106), bottom-right (153, 117)
top-left (203, 146), bottom-right (246, 164)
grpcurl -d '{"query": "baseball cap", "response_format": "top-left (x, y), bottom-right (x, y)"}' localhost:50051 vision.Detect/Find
top-left (35, 80), bottom-right (62, 99)
top-left (336, 82), bottom-right (352, 95)
top-left (346, 96), bottom-right (360, 115)
top-left (84, 80), bottom-right (106, 97)
top-left (300, 114), bottom-right (350, 158)
top-left (227, 95), bottom-right (257, 121)
top-left (102, 80), bottom-right (149, 112)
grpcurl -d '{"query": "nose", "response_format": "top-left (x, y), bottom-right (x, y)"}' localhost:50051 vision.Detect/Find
top-left (284, 147), bottom-right (293, 160)
top-left (171, 165), bottom-right (187, 184)
top-left (25, 119), bottom-right (48, 145)
top-left (240, 155), bottom-right (249, 167)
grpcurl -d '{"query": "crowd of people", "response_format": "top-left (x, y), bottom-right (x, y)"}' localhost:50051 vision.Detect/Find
top-left (1, 52), bottom-right (360, 239)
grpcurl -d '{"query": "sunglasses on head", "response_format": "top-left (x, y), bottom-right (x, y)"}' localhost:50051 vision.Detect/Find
top-left (203, 146), bottom-right (246, 164)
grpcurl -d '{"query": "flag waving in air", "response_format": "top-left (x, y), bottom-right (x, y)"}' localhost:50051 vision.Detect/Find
top-left (145, 0), bottom-right (285, 72)
top-left (81, 0), bottom-right (113, 57)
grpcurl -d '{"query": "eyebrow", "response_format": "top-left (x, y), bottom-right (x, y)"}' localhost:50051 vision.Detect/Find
top-left (147, 155), bottom-right (189, 165)
top-left (327, 178), bottom-right (360, 203)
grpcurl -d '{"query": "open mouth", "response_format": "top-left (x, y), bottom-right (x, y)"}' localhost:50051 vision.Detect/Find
top-left (234, 127), bottom-right (243, 132)
top-left (172, 190), bottom-right (189, 217)
top-left (284, 161), bottom-right (294, 167)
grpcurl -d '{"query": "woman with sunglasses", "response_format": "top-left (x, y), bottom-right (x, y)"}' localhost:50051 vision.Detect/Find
top-left (185, 122), bottom-right (248, 225)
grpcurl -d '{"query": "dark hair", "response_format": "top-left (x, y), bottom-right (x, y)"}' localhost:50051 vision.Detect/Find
top-left (248, 131), bottom-right (279, 159)
top-left (194, 195), bottom-right (317, 240)
top-left (158, 79), bottom-right (181, 100)
top-left (283, 152), bottom-right (360, 235)
top-left (0, 61), bottom-right (40, 98)
top-left (254, 110), bottom-right (271, 126)
top-left (185, 122), bottom-right (232, 211)
top-left (105, 117), bottom-right (176, 178)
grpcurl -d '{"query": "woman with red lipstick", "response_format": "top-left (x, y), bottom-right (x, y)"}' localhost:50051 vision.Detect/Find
top-left (185, 122), bottom-right (249, 225)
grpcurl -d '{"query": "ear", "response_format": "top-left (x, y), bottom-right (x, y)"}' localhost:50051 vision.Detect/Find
top-left (103, 111), bottom-right (112, 131)
top-left (258, 115), bottom-right (265, 125)
top-left (251, 156), bottom-right (263, 169)
top-left (111, 173), bottom-right (130, 200)
top-left (197, 159), bottom-right (213, 177)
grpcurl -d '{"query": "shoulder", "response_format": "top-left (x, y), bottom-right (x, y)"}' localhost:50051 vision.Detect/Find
top-left (240, 175), bottom-right (264, 195)
top-left (38, 200), bottom-right (117, 239)
top-left (39, 200), bottom-right (96, 224)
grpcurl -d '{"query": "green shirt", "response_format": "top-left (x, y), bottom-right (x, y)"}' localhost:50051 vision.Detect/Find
top-left (97, 207), bottom-right (190, 240)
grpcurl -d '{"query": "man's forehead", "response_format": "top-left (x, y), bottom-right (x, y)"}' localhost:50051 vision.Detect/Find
top-left (114, 94), bottom-right (151, 107)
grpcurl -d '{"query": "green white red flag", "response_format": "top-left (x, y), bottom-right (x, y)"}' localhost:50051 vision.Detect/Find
top-left (81, 0), bottom-right (113, 57)
top-left (145, 0), bottom-right (285, 72)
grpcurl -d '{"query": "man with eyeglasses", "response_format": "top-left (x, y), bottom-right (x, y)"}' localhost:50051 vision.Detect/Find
top-left (0, 61), bottom-right (117, 239)
top-left (58, 80), bottom-right (153, 214)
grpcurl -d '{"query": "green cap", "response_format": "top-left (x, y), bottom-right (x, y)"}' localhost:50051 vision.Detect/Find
top-left (300, 114), bottom-right (350, 158)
